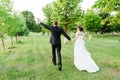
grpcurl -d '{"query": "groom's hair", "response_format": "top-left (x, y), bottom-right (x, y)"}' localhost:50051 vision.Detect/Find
top-left (54, 21), bottom-right (58, 25)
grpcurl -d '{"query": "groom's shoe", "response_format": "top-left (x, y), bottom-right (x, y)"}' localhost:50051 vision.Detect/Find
top-left (53, 63), bottom-right (57, 66)
top-left (52, 61), bottom-right (57, 66)
top-left (58, 66), bottom-right (62, 71)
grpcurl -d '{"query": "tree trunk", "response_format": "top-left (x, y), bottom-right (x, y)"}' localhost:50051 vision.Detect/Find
top-left (1, 38), bottom-right (5, 51)
top-left (15, 35), bottom-right (18, 41)
top-left (11, 37), bottom-right (13, 47)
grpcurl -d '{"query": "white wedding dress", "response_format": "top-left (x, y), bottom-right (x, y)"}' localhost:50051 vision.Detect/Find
top-left (74, 31), bottom-right (99, 73)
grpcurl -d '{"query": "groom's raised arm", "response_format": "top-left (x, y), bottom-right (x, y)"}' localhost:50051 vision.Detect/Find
top-left (40, 22), bottom-right (51, 30)
top-left (37, 18), bottom-right (51, 30)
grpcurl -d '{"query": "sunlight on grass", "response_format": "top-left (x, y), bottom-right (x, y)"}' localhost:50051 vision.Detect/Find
top-left (0, 33), bottom-right (120, 80)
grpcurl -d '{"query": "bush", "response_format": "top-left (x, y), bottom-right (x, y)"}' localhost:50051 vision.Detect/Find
top-left (17, 28), bottom-right (29, 36)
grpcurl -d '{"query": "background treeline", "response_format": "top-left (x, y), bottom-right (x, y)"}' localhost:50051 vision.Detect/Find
top-left (42, 0), bottom-right (120, 33)
top-left (0, 0), bottom-right (120, 51)
top-left (0, 0), bottom-right (42, 51)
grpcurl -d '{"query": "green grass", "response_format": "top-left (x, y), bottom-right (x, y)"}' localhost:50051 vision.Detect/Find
top-left (0, 33), bottom-right (120, 80)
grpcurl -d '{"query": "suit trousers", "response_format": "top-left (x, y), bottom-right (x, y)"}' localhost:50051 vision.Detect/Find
top-left (51, 44), bottom-right (62, 67)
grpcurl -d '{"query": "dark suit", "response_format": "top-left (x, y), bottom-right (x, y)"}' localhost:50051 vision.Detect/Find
top-left (40, 22), bottom-right (71, 67)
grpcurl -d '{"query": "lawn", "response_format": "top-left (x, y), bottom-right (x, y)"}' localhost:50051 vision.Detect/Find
top-left (0, 33), bottom-right (120, 80)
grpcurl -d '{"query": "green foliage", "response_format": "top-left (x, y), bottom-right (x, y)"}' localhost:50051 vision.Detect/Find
top-left (82, 10), bottom-right (102, 32)
top-left (21, 10), bottom-right (42, 33)
top-left (17, 25), bottom-right (29, 36)
top-left (92, 0), bottom-right (120, 13)
top-left (32, 23), bottom-right (42, 33)
top-left (42, 4), bottom-right (53, 26)
top-left (0, 0), bottom-right (13, 36)
top-left (6, 15), bottom-right (18, 36)
top-left (0, 0), bottom-right (30, 49)
top-left (92, 0), bottom-right (120, 33)
top-left (42, 4), bottom-right (54, 34)
top-left (0, 0), bottom-right (14, 50)
top-left (21, 10), bottom-right (36, 32)
top-left (16, 14), bottom-right (29, 36)
top-left (43, 0), bottom-right (83, 32)
top-left (110, 12), bottom-right (120, 32)
top-left (115, 2), bottom-right (120, 11)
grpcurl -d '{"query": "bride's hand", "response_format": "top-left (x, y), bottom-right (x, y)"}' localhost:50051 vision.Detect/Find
top-left (70, 40), bottom-right (73, 43)
top-left (70, 39), bottom-right (74, 43)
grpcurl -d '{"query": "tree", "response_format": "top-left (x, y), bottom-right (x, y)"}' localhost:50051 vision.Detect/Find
top-left (110, 12), bottom-right (120, 32)
top-left (0, 23), bottom-right (6, 50)
top-left (6, 12), bottom-right (29, 48)
top-left (33, 23), bottom-right (42, 33)
top-left (0, 0), bottom-right (13, 50)
top-left (21, 10), bottom-right (36, 32)
top-left (15, 13), bottom-right (29, 36)
top-left (92, 0), bottom-right (120, 13)
top-left (82, 10), bottom-right (102, 32)
top-left (43, 0), bottom-right (83, 32)
top-left (42, 4), bottom-right (53, 34)
top-left (92, 0), bottom-right (120, 33)
top-left (42, 4), bottom-right (53, 26)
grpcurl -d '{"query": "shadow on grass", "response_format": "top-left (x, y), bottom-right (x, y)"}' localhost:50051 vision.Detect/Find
top-left (8, 46), bottom-right (16, 49)
top-left (16, 40), bottom-right (25, 44)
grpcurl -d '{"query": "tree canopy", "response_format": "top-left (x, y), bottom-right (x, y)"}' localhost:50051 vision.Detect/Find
top-left (43, 0), bottom-right (83, 32)
top-left (92, 0), bottom-right (120, 33)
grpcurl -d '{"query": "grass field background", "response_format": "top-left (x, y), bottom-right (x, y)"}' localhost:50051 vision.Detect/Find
top-left (0, 33), bottom-right (120, 80)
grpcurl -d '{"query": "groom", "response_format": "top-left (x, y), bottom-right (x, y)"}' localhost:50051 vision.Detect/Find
top-left (37, 19), bottom-right (71, 71)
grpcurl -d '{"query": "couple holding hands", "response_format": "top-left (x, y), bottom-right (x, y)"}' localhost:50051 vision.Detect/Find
top-left (37, 18), bottom-right (99, 73)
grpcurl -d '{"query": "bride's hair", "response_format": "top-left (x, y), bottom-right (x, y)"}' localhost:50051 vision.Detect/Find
top-left (78, 26), bottom-right (84, 32)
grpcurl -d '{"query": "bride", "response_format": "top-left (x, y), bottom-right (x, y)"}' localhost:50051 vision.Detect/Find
top-left (72, 26), bottom-right (99, 73)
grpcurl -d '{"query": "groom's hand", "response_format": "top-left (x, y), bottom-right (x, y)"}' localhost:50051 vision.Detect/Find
top-left (37, 18), bottom-right (42, 23)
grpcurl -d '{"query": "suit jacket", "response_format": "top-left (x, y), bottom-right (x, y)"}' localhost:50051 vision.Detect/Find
top-left (40, 22), bottom-right (71, 45)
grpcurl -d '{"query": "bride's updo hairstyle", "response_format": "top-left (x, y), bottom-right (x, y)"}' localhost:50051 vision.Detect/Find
top-left (78, 26), bottom-right (84, 32)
